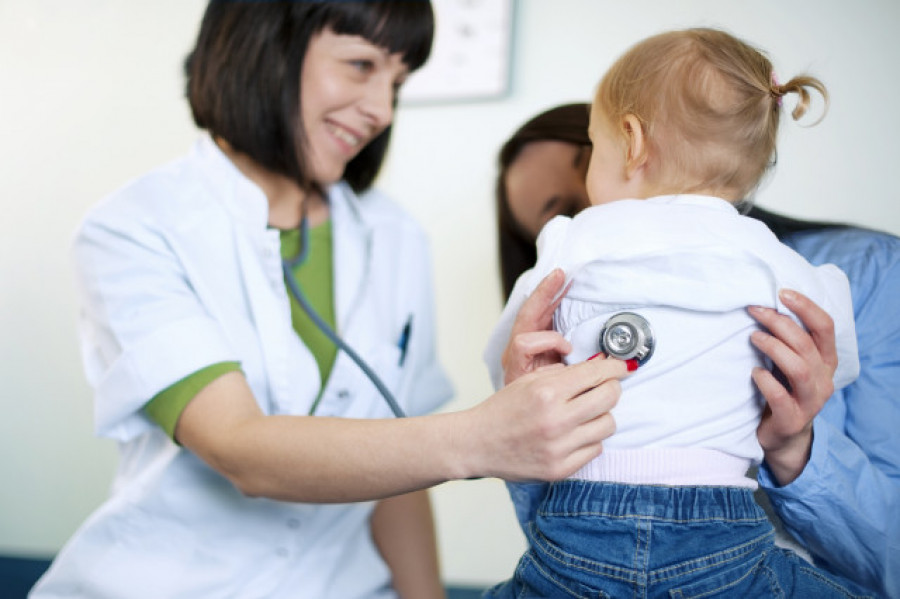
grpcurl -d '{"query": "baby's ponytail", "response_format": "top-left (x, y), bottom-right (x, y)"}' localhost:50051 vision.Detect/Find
top-left (771, 74), bottom-right (829, 124)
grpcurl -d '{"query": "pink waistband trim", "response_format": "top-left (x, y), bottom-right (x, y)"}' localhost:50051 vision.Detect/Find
top-left (570, 448), bottom-right (757, 489)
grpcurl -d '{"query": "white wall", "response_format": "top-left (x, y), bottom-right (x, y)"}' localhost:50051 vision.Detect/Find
top-left (2, 0), bottom-right (898, 587)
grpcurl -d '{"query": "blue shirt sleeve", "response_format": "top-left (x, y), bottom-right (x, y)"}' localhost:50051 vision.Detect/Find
top-left (759, 227), bottom-right (900, 598)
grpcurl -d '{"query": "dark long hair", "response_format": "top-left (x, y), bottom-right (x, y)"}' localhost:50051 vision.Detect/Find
top-left (496, 103), bottom-right (591, 299)
top-left (185, 1), bottom-right (434, 194)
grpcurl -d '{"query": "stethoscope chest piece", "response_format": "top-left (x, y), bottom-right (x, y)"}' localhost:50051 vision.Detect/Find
top-left (599, 312), bottom-right (654, 365)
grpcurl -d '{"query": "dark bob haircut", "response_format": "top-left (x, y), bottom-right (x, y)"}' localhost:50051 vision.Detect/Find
top-left (496, 103), bottom-right (591, 299)
top-left (185, 1), bottom-right (434, 193)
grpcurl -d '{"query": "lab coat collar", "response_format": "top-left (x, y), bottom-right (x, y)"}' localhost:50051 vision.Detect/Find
top-left (192, 135), bottom-right (271, 237)
top-left (194, 132), bottom-right (374, 335)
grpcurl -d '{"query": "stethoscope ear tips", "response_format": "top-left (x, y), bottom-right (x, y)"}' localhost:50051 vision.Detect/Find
top-left (599, 312), bottom-right (654, 365)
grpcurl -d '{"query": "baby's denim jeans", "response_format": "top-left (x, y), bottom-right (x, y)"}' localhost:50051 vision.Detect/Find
top-left (486, 480), bottom-right (873, 598)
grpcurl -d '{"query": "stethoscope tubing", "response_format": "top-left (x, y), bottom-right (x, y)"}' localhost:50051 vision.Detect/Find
top-left (282, 215), bottom-right (407, 419)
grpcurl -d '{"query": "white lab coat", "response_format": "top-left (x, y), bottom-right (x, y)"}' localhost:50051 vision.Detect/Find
top-left (31, 137), bottom-right (453, 599)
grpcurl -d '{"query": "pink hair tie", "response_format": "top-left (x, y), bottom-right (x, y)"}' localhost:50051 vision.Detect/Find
top-left (771, 73), bottom-right (783, 107)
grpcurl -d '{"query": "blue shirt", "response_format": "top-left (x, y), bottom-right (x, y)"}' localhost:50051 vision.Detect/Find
top-left (759, 226), bottom-right (900, 598)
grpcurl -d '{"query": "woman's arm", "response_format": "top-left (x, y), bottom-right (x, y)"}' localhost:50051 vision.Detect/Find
top-left (751, 269), bottom-right (900, 598)
top-left (175, 346), bottom-right (626, 503)
top-left (371, 490), bottom-right (445, 599)
top-left (174, 267), bottom-right (625, 503)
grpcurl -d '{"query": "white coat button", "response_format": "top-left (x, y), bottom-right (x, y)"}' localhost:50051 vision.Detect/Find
top-left (276, 547), bottom-right (289, 558)
top-left (287, 518), bottom-right (301, 529)
top-left (337, 389), bottom-right (351, 401)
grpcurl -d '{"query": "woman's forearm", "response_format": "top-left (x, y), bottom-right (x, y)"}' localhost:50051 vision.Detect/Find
top-left (224, 413), bottom-right (473, 502)
top-left (177, 374), bottom-right (470, 502)
top-left (176, 358), bottom-right (625, 503)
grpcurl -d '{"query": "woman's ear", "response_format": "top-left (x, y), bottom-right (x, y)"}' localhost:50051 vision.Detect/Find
top-left (622, 114), bottom-right (648, 178)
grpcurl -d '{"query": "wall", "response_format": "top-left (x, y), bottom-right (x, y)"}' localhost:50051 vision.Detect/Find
top-left (2, 0), bottom-right (898, 587)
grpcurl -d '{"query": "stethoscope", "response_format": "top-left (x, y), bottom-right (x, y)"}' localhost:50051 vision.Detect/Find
top-left (281, 213), bottom-right (407, 418)
top-left (598, 312), bottom-right (655, 365)
top-left (282, 210), bottom-right (656, 417)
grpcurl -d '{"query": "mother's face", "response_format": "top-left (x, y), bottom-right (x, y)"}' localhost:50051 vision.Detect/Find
top-left (504, 140), bottom-right (591, 240)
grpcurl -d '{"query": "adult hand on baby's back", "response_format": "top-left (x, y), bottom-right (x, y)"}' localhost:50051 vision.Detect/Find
top-left (749, 289), bottom-right (838, 486)
top-left (502, 269), bottom-right (574, 385)
top-left (469, 356), bottom-right (627, 482)
top-left (484, 268), bottom-right (635, 482)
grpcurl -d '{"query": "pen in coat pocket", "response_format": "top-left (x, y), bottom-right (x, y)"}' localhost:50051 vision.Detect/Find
top-left (397, 316), bottom-right (413, 366)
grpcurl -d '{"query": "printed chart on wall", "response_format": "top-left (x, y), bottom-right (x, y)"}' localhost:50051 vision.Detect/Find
top-left (401, 0), bottom-right (514, 104)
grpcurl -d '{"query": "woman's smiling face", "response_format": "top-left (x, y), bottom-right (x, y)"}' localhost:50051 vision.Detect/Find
top-left (299, 29), bottom-right (410, 185)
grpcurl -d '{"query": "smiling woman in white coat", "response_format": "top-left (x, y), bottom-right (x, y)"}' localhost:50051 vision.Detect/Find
top-left (29, 3), bottom-right (630, 598)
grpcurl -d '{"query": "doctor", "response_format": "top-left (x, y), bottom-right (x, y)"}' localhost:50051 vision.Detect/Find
top-left (31, 4), bottom-right (628, 598)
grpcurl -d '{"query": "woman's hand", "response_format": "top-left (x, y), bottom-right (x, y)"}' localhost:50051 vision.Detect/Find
top-left (467, 356), bottom-right (627, 482)
top-left (481, 268), bottom-right (631, 482)
top-left (748, 289), bottom-right (838, 486)
top-left (502, 269), bottom-right (574, 385)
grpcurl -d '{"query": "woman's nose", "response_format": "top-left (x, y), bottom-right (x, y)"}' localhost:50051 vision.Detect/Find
top-left (360, 78), bottom-right (395, 130)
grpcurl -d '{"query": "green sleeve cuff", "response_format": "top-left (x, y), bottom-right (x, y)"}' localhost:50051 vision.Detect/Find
top-left (144, 361), bottom-right (242, 440)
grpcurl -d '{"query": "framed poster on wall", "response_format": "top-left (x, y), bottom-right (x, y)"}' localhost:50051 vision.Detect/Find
top-left (400, 0), bottom-right (515, 104)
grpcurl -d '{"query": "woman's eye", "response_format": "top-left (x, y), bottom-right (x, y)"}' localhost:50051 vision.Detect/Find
top-left (349, 59), bottom-right (375, 73)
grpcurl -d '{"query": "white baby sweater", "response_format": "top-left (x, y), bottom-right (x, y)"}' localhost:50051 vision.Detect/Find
top-left (484, 195), bottom-right (858, 487)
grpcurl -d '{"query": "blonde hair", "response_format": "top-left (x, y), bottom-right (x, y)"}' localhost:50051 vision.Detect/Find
top-left (594, 28), bottom-right (828, 201)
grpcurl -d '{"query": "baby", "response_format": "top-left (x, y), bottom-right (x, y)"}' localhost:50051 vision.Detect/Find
top-left (484, 28), bottom-right (868, 598)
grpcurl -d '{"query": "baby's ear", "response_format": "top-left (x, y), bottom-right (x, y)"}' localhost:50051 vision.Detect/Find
top-left (622, 114), bottom-right (648, 178)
